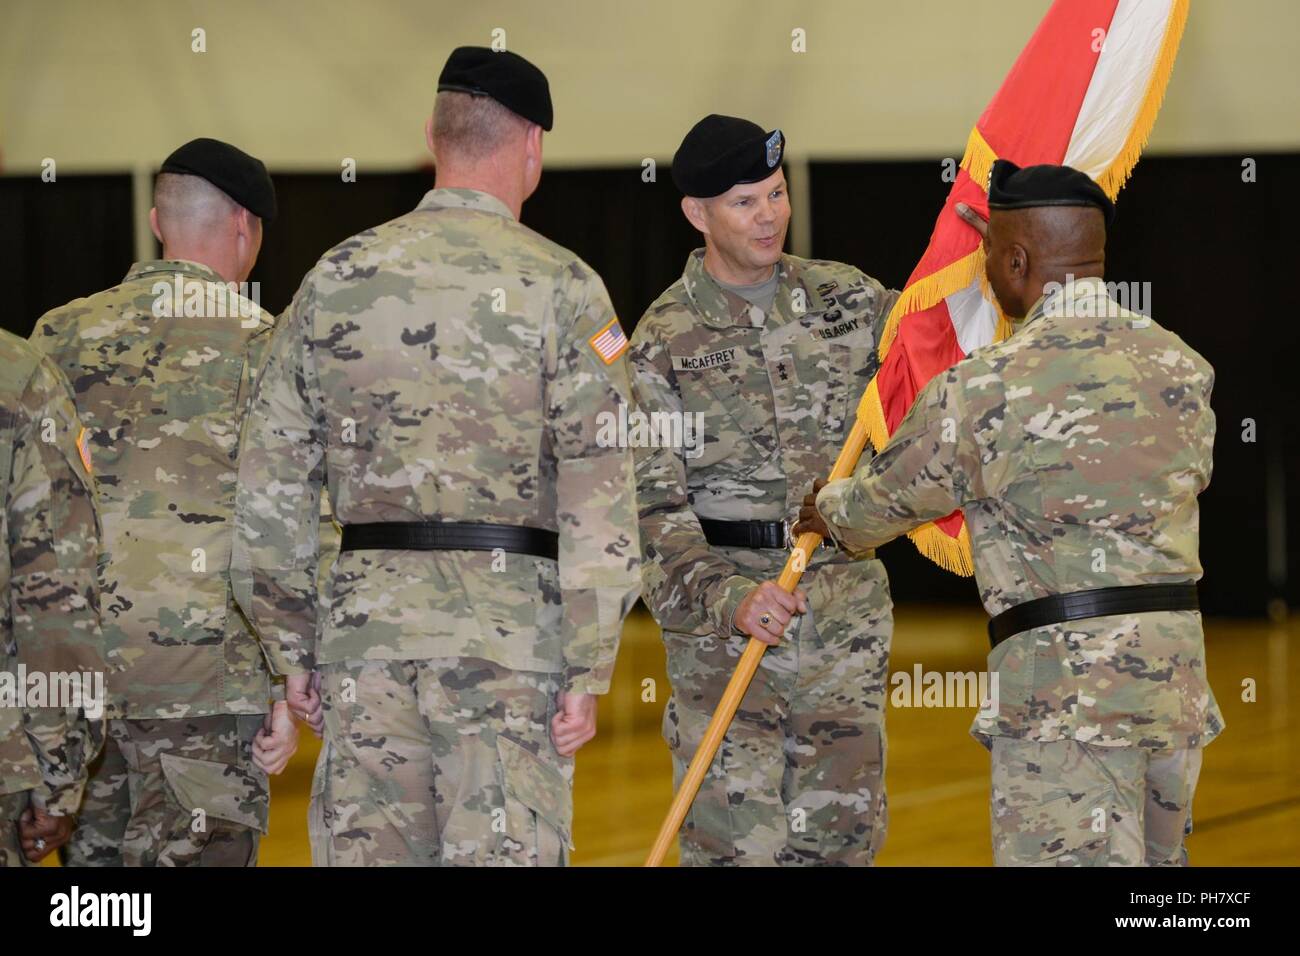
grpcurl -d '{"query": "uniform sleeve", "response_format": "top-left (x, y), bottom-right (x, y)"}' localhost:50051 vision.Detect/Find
top-left (230, 280), bottom-right (327, 676)
top-left (546, 269), bottom-right (642, 696)
top-left (628, 326), bottom-right (757, 639)
top-left (817, 356), bottom-right (1014, 552)
top-left (7, 357), bottom-right (104, 814)
top-left (1195, 366), bottom-right (1216, 493)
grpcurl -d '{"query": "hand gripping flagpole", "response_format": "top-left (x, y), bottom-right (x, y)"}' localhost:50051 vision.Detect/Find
top-left (644, 390), bottom-right (875, 866)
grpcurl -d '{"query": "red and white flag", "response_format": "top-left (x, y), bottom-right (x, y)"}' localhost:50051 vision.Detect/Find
top-left (860, 0), bottom-right (1190, 574)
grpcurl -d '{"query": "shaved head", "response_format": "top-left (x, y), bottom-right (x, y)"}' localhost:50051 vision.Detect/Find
top-left (985, 204), bottom-right (1106, 318)
top-left (431, 90), bottom-right (529, 165)
top-left (149, 172), bottom-right (263, 283)
top-left (153, 172), bottom-right (241, 244)
top-left (424, 90), bottom-right (545, 219)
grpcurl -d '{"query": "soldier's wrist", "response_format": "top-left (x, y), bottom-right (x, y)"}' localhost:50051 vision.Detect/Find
top-left (717, 575), bottom-right (760, 638)
top-left (563, 664), bottom-right (611, 697)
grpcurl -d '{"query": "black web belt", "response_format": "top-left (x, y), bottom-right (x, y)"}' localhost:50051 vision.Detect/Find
top-left (988, 583), bottom-right (1199, 649)
top-left (340, 521), bottom-right (559, 560)
top-left (699, 518), bottom-right (788, 550)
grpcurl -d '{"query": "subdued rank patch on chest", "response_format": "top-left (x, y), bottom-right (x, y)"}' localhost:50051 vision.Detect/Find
top-left (672, 348), bottom-right (737, 372)
top-left (589, 318), bottom-right (628, 365)
top-left (809, 317), bottom-right (860, 341)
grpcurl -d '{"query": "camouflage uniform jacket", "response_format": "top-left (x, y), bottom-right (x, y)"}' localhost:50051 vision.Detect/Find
top-left (32, 260), bottom-right (276, 719)
top-left (817, 276), bottom-right (1224, 750)
top-left (0, 330), bottom-right (103, 812)
top-left (631, 250), bottom-right (897, 637)
top-left (230, 188), bottom-right (641, 695)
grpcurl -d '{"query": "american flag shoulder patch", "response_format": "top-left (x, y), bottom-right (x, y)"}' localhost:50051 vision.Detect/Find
top-left (588, 318), bottom-right (628, 365)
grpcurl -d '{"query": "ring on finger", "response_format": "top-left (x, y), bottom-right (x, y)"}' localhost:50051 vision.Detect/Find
top-left (759, 612), bottom-right (773, 627)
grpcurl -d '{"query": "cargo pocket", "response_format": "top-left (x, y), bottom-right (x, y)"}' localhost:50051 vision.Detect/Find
top-left (496, 735), bottom-right (573, 866)
top-left (994, 789), bottom-right (1111, 867)
top-left (1030, 791), bottom-right (1110, 866)
top-left (159, 751), bottom-right (270, 835)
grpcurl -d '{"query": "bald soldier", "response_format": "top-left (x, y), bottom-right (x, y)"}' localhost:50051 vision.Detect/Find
top-left (630, 115), bottom-right (896, 865)
top-left (32, 138), bottom-right (298, 867)
top-left (231, 47), bottom-right (641, 866)
top-left (797, 161), bottom-right (1222, 866)
top-left (0, 330), bottom-right (102, 866)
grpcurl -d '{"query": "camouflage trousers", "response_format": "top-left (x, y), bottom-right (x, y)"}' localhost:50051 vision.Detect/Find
top-left (62, 715), bottom-right (269, 867)
top-left (663, 600), bottom-right (892, 866)
top-left (990, 737), bottom-right (1204, 866)
top-left (0, 790), bottom-right (34, 867)
top-left (311, 657), bottom-right (574, 866)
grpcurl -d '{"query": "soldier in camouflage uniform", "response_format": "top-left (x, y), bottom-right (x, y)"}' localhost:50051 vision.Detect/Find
top-left (0, 329), bottom-right (103, 866)
top-left (231, 47), bottom-right (640, 866)
top-left (32, 139), bottom-right (298, 867)
top-left (631, 115), bottom-right (896, 866)
top-left (799, 161), bottom-right (1222, 866)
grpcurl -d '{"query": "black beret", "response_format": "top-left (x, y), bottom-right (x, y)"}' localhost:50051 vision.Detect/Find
top-left (987, 159), bottom-right (1114, 226)
top-left (158, 138), bottom-right (277, 223)
top-left (671, 115), bottom-right (785, 198)
top-left (437, 46), bottom-right (553, 131)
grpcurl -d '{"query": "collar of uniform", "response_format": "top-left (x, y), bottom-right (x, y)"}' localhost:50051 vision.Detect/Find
top-left (770, 255), bottom-right (827, 317)
top-left (683, 250), bottom-right (811, 329)
top-left (124, 259), bottom-right (226, 285)
top-left (1023, 273), bottom-right (1109, 326)
top-left (416, 187), bottom-right (517, 221)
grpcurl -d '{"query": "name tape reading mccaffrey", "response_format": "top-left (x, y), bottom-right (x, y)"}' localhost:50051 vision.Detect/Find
top-left (673, 348), bottom-right (736, 371)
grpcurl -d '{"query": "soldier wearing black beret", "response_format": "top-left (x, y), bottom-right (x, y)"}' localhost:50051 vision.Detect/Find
top-left (436, 45), bottom-right (553, 131)
top-left (234, 45), bottom-right (641, 868)
top-left (798, 164), bottom-right (1222, 867)
top-left (629, 114), bottom-right (902, 866)
top-left (969, 159), bottom-right (1116, 319)
top-left (159, 137), bottom-right (278, 223)
top-left (31, 137), bottom-right (291, 868)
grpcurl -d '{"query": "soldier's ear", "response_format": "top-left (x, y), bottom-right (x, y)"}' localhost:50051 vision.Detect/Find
top-left (234, 205), bottom-right (256, 242)
top-left (522, 123), bottom-right (544, 199)
top-left (681, 196), bottom-right (708, 235)
top-left (525, 123), bottom-right (544, 164)
top-left (1010, 243), bottom-right (1028, 278)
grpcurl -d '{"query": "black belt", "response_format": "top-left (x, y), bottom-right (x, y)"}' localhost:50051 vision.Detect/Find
top-left (699, 518), bottom-right (787, 550)
top-left (340, 521), bottom-right (558, 559)
top-left (988, 583), bottom-right (1199, 649)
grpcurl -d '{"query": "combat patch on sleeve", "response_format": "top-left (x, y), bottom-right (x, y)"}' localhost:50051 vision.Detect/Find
top-left (76, 426), bottom-right (93, 475)
top-left (589, 317), bottom-right (629, 365)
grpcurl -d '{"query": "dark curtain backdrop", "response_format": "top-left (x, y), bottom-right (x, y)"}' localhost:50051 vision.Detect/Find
top-left (4, 157), bottom-right (1295, 615)
top-left (256, 164), bottom-right (776, 324)
top-left (0, 174), bottom-right (135, 338)
top-left (252, 169), bottom-right (438, 316)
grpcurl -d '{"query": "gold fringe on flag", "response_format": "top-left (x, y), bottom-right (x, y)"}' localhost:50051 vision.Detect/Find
top-left (960, 125), bottom-right (997, 193)
top-left (877, 249), bottom-right (985, 357)
top-left (906, 520), bottom-right (975, 577)
top-left (877, 123), bottom-right (1002, 360)
top-left (857, 376), bottom-right (891, 456)
top-left (1097, 0), bottom-right (1190, 198)
top-left (855, 380), bottom-right (975, 576)
top-left (864, 124), bottom-right (1011, 577)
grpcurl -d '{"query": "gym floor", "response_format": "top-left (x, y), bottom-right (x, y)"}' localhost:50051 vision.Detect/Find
top-left (251, 604), bottom-right (1299, 867)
